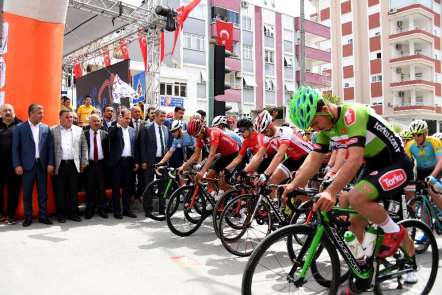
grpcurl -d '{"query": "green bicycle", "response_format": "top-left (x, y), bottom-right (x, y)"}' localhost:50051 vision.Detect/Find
top-left (242, 201), bottom-right (439, 295)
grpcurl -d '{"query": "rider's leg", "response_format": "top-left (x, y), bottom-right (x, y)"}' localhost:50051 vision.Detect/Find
top-left (428, 188), bottom-right (442, 210)
top-left (206, 169), bottom-right (218, 193)
top-left (349, 214), bottom-right (368, 244)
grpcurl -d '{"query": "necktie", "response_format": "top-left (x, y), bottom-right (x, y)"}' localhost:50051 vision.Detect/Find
top-left (135, 120), bottom-right (139, 134)
top-left (93, 131), bottom-right (98, 162)
top-left (159, 125), bottom-right (165, 156)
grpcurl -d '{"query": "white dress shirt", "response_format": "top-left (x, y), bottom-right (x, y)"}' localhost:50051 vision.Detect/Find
top-left (89, 129), bottom-right (104, 160)
top-left (60, 127), bottom-right (74, 160)
top-left (132, 118), bottom-right (141, 133)
top-left (29, 120), bottom-right (40, 158)
top-left (121, 126), bottom-right (132, 157)
top-left (154, 122), bottom-right (166, 158)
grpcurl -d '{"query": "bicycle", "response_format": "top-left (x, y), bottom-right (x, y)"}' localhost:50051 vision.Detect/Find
top-left (143, 165), bottom-right (182, 221)
top-left (241, 198), bottom-right (439, 295)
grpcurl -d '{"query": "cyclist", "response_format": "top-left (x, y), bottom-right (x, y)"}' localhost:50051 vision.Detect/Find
top-left (178, 118), bottom-right (239, 196)
top-left (432, 132), bottom-right (442, 142)
top-left (212, 115), bottom-right (243, 147)
top-left (156, 120), bottom-right (195, 168)
top-left (282, 86), bottom-right (414, 259)
top-left (400, 129), bottom-right (413, 146)
top-left (406, 120), bottom-right (442, 212)
top-left (254, 110), bottom-right (312, 186)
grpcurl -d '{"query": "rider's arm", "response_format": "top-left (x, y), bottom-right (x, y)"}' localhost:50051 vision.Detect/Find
top-left (158, 150), bottom-right (174, 166)
top-left (263, 143), bottom-right (288, 177)
top-left (182, 146), bottom-right (202, 170)
top-left (329, 148), bottom-right (347, 174)
top-left (244, 146), bottom-right (266, 173)
top-left (289, 151), bottom-right (326, 188)
top-left (431, 155), bottom-right (442, 178)
top-left (225, 154), bottom-right (244, 172)
top-left (327, 149), bottom-right (337, 168)
top-left (200, 143), bottom-right (218, 175)
top-left (324, 146), bottom-right (364, 196)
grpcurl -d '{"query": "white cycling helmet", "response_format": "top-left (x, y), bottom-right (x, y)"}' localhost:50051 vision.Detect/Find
top-left (170, 120), bottom-right (183, 132)
top-left (409, 120), bottom-right (428, 134)
top-left (212, 115), bottom-right (227, 127)
top-left (432, 132), bottom-right (442, 141)
top-left (254, 110), bottom-right (273, 133)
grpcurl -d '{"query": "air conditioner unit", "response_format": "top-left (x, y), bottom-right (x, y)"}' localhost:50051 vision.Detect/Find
top-left (389, 8), bottom-right (398, 14)
top-left (398, 91), bottom-right (405, 97)
top-left (241, 1), bottom-right (248, 8)
top-left (344, 83), bottom-right (350, 88)
top-left (395, 44), bottom-right (402, 50)
top-left (396, 67), bottom-right (402, 74)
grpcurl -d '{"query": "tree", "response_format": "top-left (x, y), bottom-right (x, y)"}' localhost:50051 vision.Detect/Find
top-left (322, 92), bottom-right (342, 105)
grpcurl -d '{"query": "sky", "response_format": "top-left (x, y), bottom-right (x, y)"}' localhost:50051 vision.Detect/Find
top-left (121, 0), bottom-right (316, 18)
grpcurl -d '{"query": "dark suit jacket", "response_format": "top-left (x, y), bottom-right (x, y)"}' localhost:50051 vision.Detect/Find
top-left (140, 123), bottom-right (172, 166)
top-left (101, 120), bottom-right (116, 132)
top-left (12, 121), bottom-right (54, 171)
top-left (84, 129), bottom-right (110, 161)
top-left (108, 125), bottom-right (137, 167)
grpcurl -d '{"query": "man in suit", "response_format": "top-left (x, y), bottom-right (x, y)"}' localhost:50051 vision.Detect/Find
top-left (164, 106), bottom-right (185, 130)
top-left (101, 105), bottom-right (115, 132)
top-left (12, 104), bottom-right (55, 226)
top-left (0, 104), bottom-right (22, 224)
top-left (129, 105), bottom-right (144, 200)
top-left (140, 109), bottom-right (171, 216)
top-left (84, 114), bottom-right (109, 219)
top-left (51, 110), bottom-right (88, 222)
top-left (108, 108), bottom-right (139, 219)
top-left (144, 106), bottom-right (156, 127)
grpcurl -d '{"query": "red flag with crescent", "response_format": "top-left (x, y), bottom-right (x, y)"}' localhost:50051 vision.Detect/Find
top-left (137, 31), bottom-right (148, 70)
top-left (119, 39), bottom-right (130, 60)
top-left (171, 0), bottom-right (201, 55)
top-left (216, 20), bottom-right (233, 52)
top-left (73, 63), bottom-right (82, 79)
top-left (102, 47), bottom-right (111, 67)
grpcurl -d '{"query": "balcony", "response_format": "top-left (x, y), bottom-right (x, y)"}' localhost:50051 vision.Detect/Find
top-left (390, 54), bottom-right (435, 67)
top-left (295, 45), bottom-right (331, 64)
top-left (215, 89), bottom-right (241, 103)
top-left (294, 17), bottom-right (330, 41)
top-left (296, 71), bottom-right (331, 88)
top-left (389, 29), bottom-right (435, 43)
top-left (389, 6), bottom-right (434, 36)
top-left (392, 88), bottom-right (435, 112)
top-left (226, 57), bottom-right (241, 72)
top-left (394, 105), bottom-right (436, 112)
top-left (212, 0), bottom-right (240, 11)
top-left (390, 79), bottom-right (435, 90)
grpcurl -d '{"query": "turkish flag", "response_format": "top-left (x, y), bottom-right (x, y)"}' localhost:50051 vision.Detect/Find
top-left (137, 31), bottom-right (148, 70)
top-left (102, 47), bottom-right (111, 67)
top-left (216, 20), bottom-right (233, 52)
top-left (119, 39), bottom-right (130, 60)
top-left (73, 63), bottom-right (82, 79)
top-left (171, 0), bottom-right (201, 55)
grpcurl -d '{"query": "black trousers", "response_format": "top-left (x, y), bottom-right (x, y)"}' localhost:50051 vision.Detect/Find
top-left (22, 159), bottom-right (48, 219)
top-left (131, 169), bottom-right (145, 199)
top-left (54, 160), bottom-right (80, 218)
top-left (86, 160), bottom-right (107, 213)
top-left (0, 167), bottom-right (22, 218)
top-left (112, 157), bottom-right (134, 214)
top-left (143, 157), bottom-right (162, 213)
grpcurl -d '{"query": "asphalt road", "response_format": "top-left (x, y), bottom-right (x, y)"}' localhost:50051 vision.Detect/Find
top-left (0, 208), bottom-right (441, 295)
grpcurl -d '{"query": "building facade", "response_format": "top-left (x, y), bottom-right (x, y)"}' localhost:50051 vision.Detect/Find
top-left (315, 0), bottom-right (442, 132)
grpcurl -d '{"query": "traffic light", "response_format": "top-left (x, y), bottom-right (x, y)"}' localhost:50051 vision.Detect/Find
top-left (214, 44), bottom-right (231, 96)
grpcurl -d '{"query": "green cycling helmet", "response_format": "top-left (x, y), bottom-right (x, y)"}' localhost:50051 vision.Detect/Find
top-left (399, 130), bottom-right (413, 141)
top-left (289, 86), bottom-right (323, 130)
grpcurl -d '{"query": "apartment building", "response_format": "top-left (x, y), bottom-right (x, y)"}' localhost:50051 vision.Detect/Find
top-left (315, 0), bottom-right (442, 132)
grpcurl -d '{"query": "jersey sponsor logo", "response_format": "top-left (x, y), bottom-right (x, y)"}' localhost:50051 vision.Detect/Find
top-left (373, 122), bottom-right (402, 153)
top-left (346, 137), bottom-right (358, 145)
top-left (369, 171), bottom-right (378, 176)
top-left (344, 108), bottom-right (356, 126)
top-left (378, 169), bottom-right (407, 191)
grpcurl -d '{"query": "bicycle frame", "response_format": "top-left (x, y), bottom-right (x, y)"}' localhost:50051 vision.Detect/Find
top-left (419, 194), bottom-right (442, 230)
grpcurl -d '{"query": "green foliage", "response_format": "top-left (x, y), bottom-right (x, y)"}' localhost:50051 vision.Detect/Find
top-left (322, 93), bottom-right (342, 105)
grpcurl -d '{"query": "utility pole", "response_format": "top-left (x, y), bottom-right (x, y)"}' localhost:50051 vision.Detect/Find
top-left (299, 0), bottom-right (306, 85)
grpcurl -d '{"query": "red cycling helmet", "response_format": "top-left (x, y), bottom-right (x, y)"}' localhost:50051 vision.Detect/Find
top-left (187, 118), bottom-right (204, 136)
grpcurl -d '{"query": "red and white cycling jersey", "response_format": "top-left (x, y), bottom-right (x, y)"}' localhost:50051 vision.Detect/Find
top-left (239, 131), bottom-right (265, 156)
top-left (196, 127), bottom-right (239, 156)
top-left (264, 127), bottom-right (312, 160)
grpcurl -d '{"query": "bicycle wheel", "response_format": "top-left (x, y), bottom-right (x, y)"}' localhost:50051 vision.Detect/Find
top-left (374, 219), bottom-right (439, 295)
top-left (242, 224), bottom-right (339, 295)
top-left (166, 185), bottom-right (205, 237)
top-left (408, 196), bottom-right (432, 254)
top-left (219, 194), bottom-right (271, 257)
top-left (143, 179), bottom-right (178, 221)
top-left (212, 189), bottom-right (241, 239)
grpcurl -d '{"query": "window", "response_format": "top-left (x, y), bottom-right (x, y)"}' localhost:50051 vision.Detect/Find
top-left (233, 42), bottom-right (241, 57)
top-left (265, 79), bottom-right (275, 91)
top-left (265, 49), bottom-right (274, 64)
top-left (348, 38), bottom-right (353, 44)
top-left (212, 7), bottom-right (240, 26)
top-left (284, 55), bottom-right (294, 67)
top-left (197, 82), bottom-right (206, 99)
top-left (242, 15), bottom-right (252, 31)
top-left (183, 0), bottom-right (205, 19)
top-left (159, 82), bottom-right (187, 97)
top-left (344, 82), bottom-right (350, 88)
top-left (264, 24), bottom-right (275, 37)
top-left (371, 75), bottom-right (382, 82)
top-left (183, 33), bottom-right (205, 51)
top-left (283, 29), bottom-right (293, 42)
top-left (376, 52), bottom-right (382, 59)
top-left (243, 44), bottom-right (253, 60)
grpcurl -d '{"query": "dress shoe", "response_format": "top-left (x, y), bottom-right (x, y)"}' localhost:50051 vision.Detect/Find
top-left (123, 211), bottom-right (137, 218)
top-left (84, 211), bottom-right (94, 220)
top-left (145, 211), bottom-right (152, 218)
top-left (7, 218), bottom-right (17, 225)
top-left (57, 216), bottom-right (66, 223)
top-left (98, 211), bottom-right (108, 219)
top-left (22, 218), bottom-right (32, 227)
top-left (39, 217), bottom-right (53, 225)
top-left (114, 213), bottom-right (123, 219)
top-left (69, 215), bottom-right (82, 222)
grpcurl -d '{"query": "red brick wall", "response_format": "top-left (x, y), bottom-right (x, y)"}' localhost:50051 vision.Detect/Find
top-left (368, 0), bottom-right (380, 6)
top-left (344, 87), bottom-right (354, 100)
top-left (370, 59), bottom-right (382, 74)
top-left (342, 22), bottom-right (352, 36)
top-left (369, 36), bottom-right (381, 51)
top-left (371, 82), bottom-right (383, 97)
top-left (368, 13), bottom-right (380, 29)
top-left (343, 44), bottom-right (353, 57)
top-left (343, 65), bottom-right (354, 78)
top-left (341, 1), bottom-right (351, 14)
top-left (320, 8), bottom-right (330, 21)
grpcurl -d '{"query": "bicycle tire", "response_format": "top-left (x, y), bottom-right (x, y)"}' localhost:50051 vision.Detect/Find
top-left (407, 196), bottom-right (432, 254)
top-left (166, 185), bottom-right (204, 237)
top-left (374, 219), bottom-right (439, 295)
top-left (143, 179), bottom-right (178, 221)
top-left (242, 224), bottom-right (339, 295)
top-left (219, 194), bottom-right (271, 257)
top-left (212, 189), bottom-right (241, 239)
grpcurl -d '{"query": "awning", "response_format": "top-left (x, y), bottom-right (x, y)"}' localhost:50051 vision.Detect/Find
top-left (243, 76), bottom-right (257, 87)
top-left (199, 71), bottom-right (206, 83)
top-left (284, 56), bottom-right (293, 67)
top-left (265, 79), bottom-right (275, 91)
top-left (285, 82), bottom-right (295, 92)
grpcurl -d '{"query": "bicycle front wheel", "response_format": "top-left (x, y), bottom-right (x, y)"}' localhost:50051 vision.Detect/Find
top-left (242, 224), bottom-right (340, 295)
top-left (143, 179), bottom-right (177, 221)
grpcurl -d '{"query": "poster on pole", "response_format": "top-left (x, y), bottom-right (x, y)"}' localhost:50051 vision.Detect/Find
top-left (75, 60), bottom-right (130, 111)
top-left (132, 71), bottom-right (146, 104)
